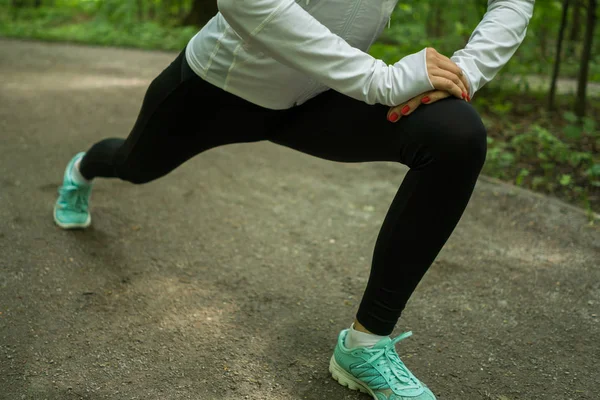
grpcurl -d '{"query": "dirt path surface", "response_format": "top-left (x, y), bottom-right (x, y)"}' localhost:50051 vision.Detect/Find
top-left (0, 38), bottom-right (598, 400)
top-left (504, 75), bottom-right (600, 97)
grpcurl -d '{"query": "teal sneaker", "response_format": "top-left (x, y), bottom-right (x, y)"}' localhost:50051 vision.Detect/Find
top-left (330, 330), bottom-right (435, 400)
top-left (53, 152), bottom-right (92, 229)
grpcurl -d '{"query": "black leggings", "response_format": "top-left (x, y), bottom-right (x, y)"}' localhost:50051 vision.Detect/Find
top-left (80, 48), bottom-right (487, 336)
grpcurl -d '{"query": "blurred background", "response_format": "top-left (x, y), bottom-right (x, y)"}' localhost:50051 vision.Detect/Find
top-left (1, 0), bottom-right (599, 215)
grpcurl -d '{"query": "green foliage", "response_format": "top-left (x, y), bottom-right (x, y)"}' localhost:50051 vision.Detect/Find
top-left (0, 0), bottom-right (197, 50)
top-left (481, 90), bottom-right (599, 214)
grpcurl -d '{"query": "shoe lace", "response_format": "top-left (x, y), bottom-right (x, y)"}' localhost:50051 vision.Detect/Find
top-left (58, 184), bottom-right (89, 213)
top-left (362, 331), bottom-right (420, 391)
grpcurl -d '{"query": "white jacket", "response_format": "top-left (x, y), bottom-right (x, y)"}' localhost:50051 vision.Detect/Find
top-left (186, 0), bottom-right (535, 110)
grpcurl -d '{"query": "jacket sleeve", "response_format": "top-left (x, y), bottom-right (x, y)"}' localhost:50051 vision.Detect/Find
top-left (217, 0), bottom-right (434, 106)
top-left (451, 0), bottom-right (535, 97)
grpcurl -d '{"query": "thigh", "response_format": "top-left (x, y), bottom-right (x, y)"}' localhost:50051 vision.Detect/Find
top-left (115, 51), bottom-right (284, 180)
top-left (269, 90), bottom-right (484, 168)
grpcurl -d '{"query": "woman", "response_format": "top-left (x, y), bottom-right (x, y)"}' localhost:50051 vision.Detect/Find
top-left (54, 0), bottom-right (534, 398)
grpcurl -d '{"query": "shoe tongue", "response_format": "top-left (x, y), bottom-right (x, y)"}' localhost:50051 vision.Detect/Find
top-left (372, 336), bottom-right (392, 349)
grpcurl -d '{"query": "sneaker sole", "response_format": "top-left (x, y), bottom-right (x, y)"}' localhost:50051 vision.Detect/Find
top-left (53, 205), bottom-right (91, 229)
top-left (329, 356), bottom-right (376, 399)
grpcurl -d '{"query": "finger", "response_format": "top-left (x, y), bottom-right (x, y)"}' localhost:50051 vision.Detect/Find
top-left (435, 56), bottom-right (463, 78)
top-left (434, 54), bottom-right (471, 98)
top-left (387, 96), bottom-right (423, 122)
top-left (460, 74), bottom-right (470, 101)
top-left (426, 50), bottom-right (470, 101)
top-left (430, 74), bottom-right (463, 99)
top-left (425, 47), bottom-right (439, 58)
top-left (431, 66), bottom-right (468, 99)
top-left (421, 90), bottom-right (451, 105)
top-left (436, 59), bottom-right (469, 95)
top-left (456, 68), bottom-right (470, 98)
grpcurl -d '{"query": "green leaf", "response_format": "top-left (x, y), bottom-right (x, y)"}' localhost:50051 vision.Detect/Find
top-left (559, 174), bottom-right (572, 186)
top-left (582, 117), bottom-right (596, 134)
top-left (563, 124), bottom-right (582, 140)
top-left (587, 164), bottom-right (600, 177)
top-left (491, 101), bottom-right (513, 115)
top-left (532, 176), bottom-right (546, 188)
top-left (569, 152), bottom-right (593, 168)
top-left (516, 169), bottom-right (530, 186)
top-left (563, 111), bottom-right (578, 123)
top-left (500, 152), bottom-right (515, 167)
top-left (542, 162), bottom-right (555, 171)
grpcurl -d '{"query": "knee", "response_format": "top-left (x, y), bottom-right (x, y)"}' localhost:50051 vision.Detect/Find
top-left (115, 162), bottom-right (154, 185)
top-left (121, 173), bottom-right (152, 185)
top-left (428, 99), bottom-right (487, 169)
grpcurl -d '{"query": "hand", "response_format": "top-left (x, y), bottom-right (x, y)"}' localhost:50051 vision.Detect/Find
top-left (387, 89), bottom-right (453, 122)
top-left (425, 47), bottom-right (470, 101)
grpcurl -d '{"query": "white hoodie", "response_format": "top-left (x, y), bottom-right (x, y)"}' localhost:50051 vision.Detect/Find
top-left (185, 0), bottom-right (535, 110)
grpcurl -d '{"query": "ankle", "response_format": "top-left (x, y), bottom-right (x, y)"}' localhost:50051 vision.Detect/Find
top-left (71, 159), bottom-right (92, 185)
top-left (353, 319), bottom-right (374, 334)
top-left (345, 321), bottom-right (387, 349)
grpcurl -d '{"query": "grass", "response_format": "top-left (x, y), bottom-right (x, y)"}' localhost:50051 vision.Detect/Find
top-left (0, 6), bottom-right (196, 51)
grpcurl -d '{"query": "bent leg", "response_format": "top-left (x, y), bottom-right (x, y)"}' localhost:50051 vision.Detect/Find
top-left (270, 91), bottom-right (487, 335)
top-left (80, 49), bottom-right (282, 184)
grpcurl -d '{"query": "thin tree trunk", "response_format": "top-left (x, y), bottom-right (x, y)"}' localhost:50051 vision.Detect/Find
top-left (179, 0), bottom-right (187, 18)
top-left (549, 0), bottom-right (571, 111)
top-left (426, 4), bottom-right (435, 37)
top-left (148, 0), bottom-right (156, 20)
top-left (136, 0), bottom-right (144, 21)
top-left (569, 0), bottom-right (582, 55)
top-left (539, 25), bottom-right (549, 58)
top-left (163, 0), bottom-right (174, 22)
top-left (434, 4), bottom-right (443, 37)
top-left (570, 0), bottom-right (582, 40)
top-left (575, 0), bottom-right (597, 117)
top-left (426, 3), bottom-right (443, 37)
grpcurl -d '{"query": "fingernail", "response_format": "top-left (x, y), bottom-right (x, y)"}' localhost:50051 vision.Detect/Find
top-left (462, 92), bottom-right (466, 99)
top-left (467, 95), bottom-right (471, 102)
top-left (421, 96), bottom-right (430, 104)
top-left (388, 113), bottom-right (399, 122)
top-left (401, 105), bottom-right (410, 115)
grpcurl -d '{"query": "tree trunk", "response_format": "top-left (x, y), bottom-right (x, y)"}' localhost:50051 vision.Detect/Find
top-left (163, 0), bottom-right (176, 21)
top-left (549, 0), bottom-right (571, 111)
top-left (426, 3), bottom-right (443, 37)
top-left (570, 0), bottom-right (582, 40)
top-left (426, 4), bottom-right (434, 36)
top-left (10, 0), bottom-right (42, 13)
top-left (148, 1), bottom-right (156, 20)
top-left (539, 19), bottom-right (549, 58)
top-left (434, 4), bottom-right (443, 37)
top-left (181, 0), bottom-right (218, 27)
top-left (575, 0), bottom-right (597, 117)
top-left (136, 0), bottom-right (144, 21)
top-left (179, 0), bottom-right (186, 18)
top-left (12, 0), bottom-right (43, 6)
top-left (569, 0), bottom-right (582, 55)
